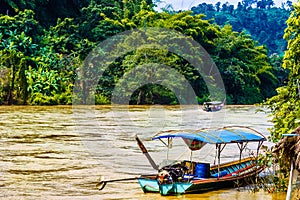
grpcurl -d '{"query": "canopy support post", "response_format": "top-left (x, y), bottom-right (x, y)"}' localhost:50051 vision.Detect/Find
top-left (237, 142), bottom-right (248, 164)
top-left (167, 138), bottom-right (172, 161)
top-left (256, 141), bottom-right (263, 157)
top-left (217, 144), bottom-right (221, 178)
top-left (216, 143), bottom-right (226, 179)
top-left (235, 142), bottom-right (247, 188)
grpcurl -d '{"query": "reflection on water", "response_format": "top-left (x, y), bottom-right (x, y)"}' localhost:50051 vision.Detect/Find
top-left (0, 105), bottom-right (286, 199)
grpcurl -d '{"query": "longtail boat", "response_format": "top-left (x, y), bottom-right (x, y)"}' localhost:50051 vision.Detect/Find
top-left (136, 126), bottom-right (266, 196)
top-left (202, 101), bottom-right (224, 112)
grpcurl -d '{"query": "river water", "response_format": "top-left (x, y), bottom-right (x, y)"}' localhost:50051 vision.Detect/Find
top-left (0, 105), bottom-right (287, 199)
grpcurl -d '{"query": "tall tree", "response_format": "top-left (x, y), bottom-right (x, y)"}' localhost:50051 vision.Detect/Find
top-left (0, 10), bottom-right (39, 104)
top-left (212, 25), bottom-right (277, 103)
top-left (262, 2), bottom-right (300, 191)
top-left (191, 1), bottom-right (290, 55)
top-left (264, 1), bottom-right (300, 141)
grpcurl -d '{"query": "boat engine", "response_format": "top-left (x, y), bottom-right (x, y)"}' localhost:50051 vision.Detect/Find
top-left (157, 170), bottom-right (172, 184)
top-left (157, 163), bottom-right (188, 184)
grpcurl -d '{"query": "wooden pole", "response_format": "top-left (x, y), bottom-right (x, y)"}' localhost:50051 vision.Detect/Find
top-left (97, 177), bottom-right (140, 190)
top-left (135, 135), bottom-right (158, 170)
top-left (286, 161), bottom-right (294, 200)
top-left (217, 144), bottom-right (221, 179)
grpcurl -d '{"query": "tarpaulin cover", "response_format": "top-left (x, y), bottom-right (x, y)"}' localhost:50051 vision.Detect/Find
top-left (152, 126), bottom-right (266, 145)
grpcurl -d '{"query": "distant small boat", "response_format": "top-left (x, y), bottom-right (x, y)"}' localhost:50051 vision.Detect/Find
top-left (136, 126), bottom-right (266, 196)
top-left (202, 100), bottom-right (224, 112)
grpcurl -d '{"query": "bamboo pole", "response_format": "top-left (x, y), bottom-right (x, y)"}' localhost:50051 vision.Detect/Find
top-left (286, 161), bottom-right (294, 200)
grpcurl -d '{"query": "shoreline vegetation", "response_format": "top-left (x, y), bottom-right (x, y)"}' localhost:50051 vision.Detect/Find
top-left (0, 0), bottom-right (291, 106)
top-left (1, 0), bottom-right (300, 195)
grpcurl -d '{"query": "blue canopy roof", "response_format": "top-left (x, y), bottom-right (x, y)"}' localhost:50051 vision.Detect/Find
top-left (152, 126), bottom-right (266, 144)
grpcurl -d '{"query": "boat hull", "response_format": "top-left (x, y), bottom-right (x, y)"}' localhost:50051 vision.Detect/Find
top-left (159, 182), bottom-right (192, 195)
top-left (138, 157), bottom-right (264, 195)
top-left (137, 178), bottom-right (159, 193)
top-left (139, 170), bottom-right (261, 195)
top-left (202, 101), bottom-right (224, 112)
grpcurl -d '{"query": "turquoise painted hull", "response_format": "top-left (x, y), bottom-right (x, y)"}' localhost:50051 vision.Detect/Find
top-left (137, 157), bottom-right (264, 195)
top-left (138, 172), bottom-right (260, 195)
top-left (159, 182), bottom-right (192, 195)
top-left (137, 178), bottom-right (159, 193)
top-left (137, 178), bottom-right (192, 195)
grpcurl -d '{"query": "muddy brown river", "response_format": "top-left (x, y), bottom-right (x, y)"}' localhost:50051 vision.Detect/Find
top-left (0, 105), bottom-right (286, 199)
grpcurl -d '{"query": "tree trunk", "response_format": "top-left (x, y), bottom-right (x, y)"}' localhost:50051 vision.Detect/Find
top-left (7, 63), bottom-right (15, 105)
top-left (137, 89), bottom-right (144, 105)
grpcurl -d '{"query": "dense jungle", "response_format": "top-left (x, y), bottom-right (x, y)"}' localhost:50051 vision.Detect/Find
top-left (0, 0), bottom-right (293, 106)
top-left (2, 0), bottom-right (300, 136)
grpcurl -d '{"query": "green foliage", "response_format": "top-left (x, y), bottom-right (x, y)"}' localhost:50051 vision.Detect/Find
top-left (129, 84), bottom-right (178, 105)
top-left (0, 10), bottom-right (41, 104)
top-left (95, 93), bottom-right (110, 105)
top-left (212, 25), bottom-right (279, 104)
top-left (0, 67), bottom-right (10, 104)
top-left (191, 1), bottom-right (290, 55)
top-left (196, 95), bottom-right (211, 104)
top-left (262, 1), bottom-right (300, 192)
top-left (264, 1), bottom-right (300, 142)
top-left (25, 48), bottom-right (78, 105)
top-left (97, 7), bottom-right (278, 104)
top-left (0, 0), bottom-right (90, 27)
top-left (256, 147), bottom-right (289, 193)
top-left (0, 0), bottom-right (287, 105)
